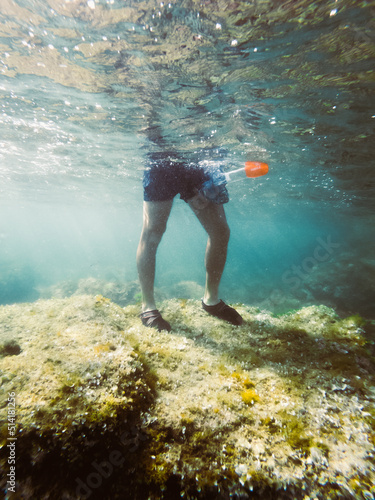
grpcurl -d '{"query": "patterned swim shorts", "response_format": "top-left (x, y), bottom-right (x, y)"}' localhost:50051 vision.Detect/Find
top-left (143, 152), bottom-right (228, 203)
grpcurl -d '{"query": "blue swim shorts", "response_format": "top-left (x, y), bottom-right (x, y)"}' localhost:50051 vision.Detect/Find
top-left (143, 152), bottom-right (210, 203)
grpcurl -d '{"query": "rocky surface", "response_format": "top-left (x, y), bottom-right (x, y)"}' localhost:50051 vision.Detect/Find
top-left (0, 295), bottom-right (374, 499)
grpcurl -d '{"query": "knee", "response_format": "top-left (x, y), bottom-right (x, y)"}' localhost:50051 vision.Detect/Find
top-left (222, 223), bottom-right (230, 245)
top-left (141, 220), bottom-right (168, 247)
top-left (211, 221), bottom-right (230, 246)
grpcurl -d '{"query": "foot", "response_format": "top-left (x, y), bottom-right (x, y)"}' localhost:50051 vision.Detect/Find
top-left (202, 299), bottom-right (243, 326)
top-left (140, 309), bottom-right (171, 332)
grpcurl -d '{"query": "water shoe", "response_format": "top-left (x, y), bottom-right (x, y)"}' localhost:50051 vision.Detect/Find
top-left (140, 309), bottom-right (171, 332)
top-left (202, 299), bottom-right (243, 326)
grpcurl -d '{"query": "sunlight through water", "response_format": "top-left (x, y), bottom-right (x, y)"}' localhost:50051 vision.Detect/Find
top-left (0, 0), bottom-right (374, 316)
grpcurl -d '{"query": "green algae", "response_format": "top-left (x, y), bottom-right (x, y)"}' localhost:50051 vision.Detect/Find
top-left (261, 416), bottom-right (281, 435)
top-left (281, 413), bottom-right (314, 456)
top-left (0, 339), bottom-right (21, 357)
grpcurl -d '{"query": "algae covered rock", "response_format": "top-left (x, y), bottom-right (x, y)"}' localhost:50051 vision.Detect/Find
top-left (165, 280), bottom-right (205, 300)
top-left (39, 277), bottom-right (141, 307)
top-left (0, 297), bottom-right (374, 499)
top-left (0, 295), bottom-right (156, 499)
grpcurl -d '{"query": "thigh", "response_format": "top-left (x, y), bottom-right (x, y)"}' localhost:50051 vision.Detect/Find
top-left (142, 199), bottom-right (173, 233)
top-left (187, 199), bottom-right (229, 238)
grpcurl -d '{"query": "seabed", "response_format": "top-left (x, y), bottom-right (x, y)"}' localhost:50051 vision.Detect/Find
top-left (0, 294), bottom-right (374, 499)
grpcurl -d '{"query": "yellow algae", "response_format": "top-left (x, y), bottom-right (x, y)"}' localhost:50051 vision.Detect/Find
top-left (179, 298), bottom-right (188, 308)
top-left (93, 343), bottom-right (114, 355)
top-left (94, 294), bottom-right (111, 304)
top-left (231, 371), bottom-right (256, 389)
top-left (241, 388), bottom-right (260, 405)
top-left (243, 377), bottom-right (256, 388)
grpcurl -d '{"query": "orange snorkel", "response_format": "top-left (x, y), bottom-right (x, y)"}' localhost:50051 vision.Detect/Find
top-left (200, 161), bottom-right (269, 204)
top-left (224, 161), bottom-right (269, 182)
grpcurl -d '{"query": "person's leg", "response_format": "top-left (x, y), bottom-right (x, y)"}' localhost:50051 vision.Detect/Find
top-left (136, 199), bottom-right (173, 312)
top-left (187, 199), bottom-right (230, 306)
top-left (188, 197), bottom-right (243, 325)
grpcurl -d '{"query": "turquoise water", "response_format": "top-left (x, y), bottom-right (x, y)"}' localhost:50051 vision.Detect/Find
top-left (0, 0), bottom-right (374, 317)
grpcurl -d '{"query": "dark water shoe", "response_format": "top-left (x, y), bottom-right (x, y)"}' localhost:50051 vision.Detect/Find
top-left (140, 309), bottom-right (171, 332)
top-left (202, 300), bottom-right (243, 326)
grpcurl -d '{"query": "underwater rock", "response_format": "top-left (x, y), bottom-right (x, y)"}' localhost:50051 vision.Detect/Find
top-left (0, 296), bottom-right (374, 499)
top-left (40, 277), bottom-right (142, 307)
top-left (240, 251), bottom-right (375, 319)
top-left (302, 252), bottom-right (375, 318)
top-left (165, 280), bottom-right (205, 300)
top-left (0, 295), bottom-right (156, 499)
top-left (74, 278), bottom-right (141, 307)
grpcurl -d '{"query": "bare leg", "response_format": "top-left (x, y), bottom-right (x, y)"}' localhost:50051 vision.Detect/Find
top-left (188, 198), bottom-right (230, 306)
top-left (136, 200), bottom-right (173, 312)
top-left (188, 196), bottom-right (243, 325)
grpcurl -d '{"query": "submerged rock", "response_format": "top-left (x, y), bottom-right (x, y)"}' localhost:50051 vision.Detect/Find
top-left (0, 296), bottom-right (374, 499)
top-left (164, 280), bottom-right (205, 300)
top-left (40, 277), bottom-right (142, 307)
